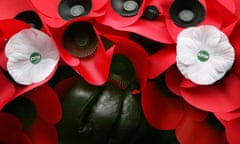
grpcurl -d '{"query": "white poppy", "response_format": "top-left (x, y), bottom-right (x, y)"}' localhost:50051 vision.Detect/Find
top-left (176, 25), bottom-right (235, 85)
top-left (5, 28), bottom-right (59, 85)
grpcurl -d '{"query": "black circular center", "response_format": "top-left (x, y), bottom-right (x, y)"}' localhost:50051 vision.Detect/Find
top-left (63, 22), bottom-right (98, 58)
top-left (3, 97), bottom-right (37, 130)
top-left (142, 5), bottom-right (160, 20)
top-left (58, 0), bottom-right (92, 20)
top-left (111, 0), bottom-right (143, 17)
top-left (169, 0), bottom-right (205, 27)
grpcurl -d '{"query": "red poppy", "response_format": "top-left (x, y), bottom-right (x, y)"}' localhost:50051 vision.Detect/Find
top-left (28, 0), bottom-right (108, 28)
top-left (0, 112), bottom-right (32, 144)
top-left (42, 19), bottom-right (115, 86)
top-left (162, 21), bottom-right (240, 115)
top-left (54, 35), bottom-right (148, 94)
top-left (141, 76), bottom-right (229, 143)
top-left (0, 19), bottom-right (58, 109)
top-left (223, 118), bottom-right (240, 144)
top-left (97, 0), bottom-right (237, 44)
top-left (0, 84), bottom-right (61, 144)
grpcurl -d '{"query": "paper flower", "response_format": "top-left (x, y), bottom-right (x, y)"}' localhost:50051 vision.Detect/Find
top-left (141, 75), bottom-right (232, 143)
top-left (28, 0), bottom-right (108, 28)
top-left (131, 0), bottom-right (238, 80)
top-left (162, 21), bottom-right (240, 114)
top-left (5, 28), bottom-right (59, 85)
top-left (176, 25), bottom-right (235, 85)
top-left (1, 85), bottom-right (61, 144)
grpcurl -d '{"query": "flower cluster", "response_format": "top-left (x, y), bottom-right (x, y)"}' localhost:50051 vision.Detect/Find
top-left (0, 0), bottom-right (240, 143)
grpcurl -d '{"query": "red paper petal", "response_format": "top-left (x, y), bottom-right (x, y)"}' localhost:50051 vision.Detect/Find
top-left (0, 70), bottom-right (15, 110)
top-left (184, 103), bottom-right (208, 122)
top-left (54, 77), bottom-right (79, 100)
top-left (0, 112), bottom-right (22, 140)
top-left (0, 19), bottom-right (30, 39)
top-left (224, 118), bottom-right (240, 144)
top-left (229, 21), bottom-right (240, 75)
top-left (3, 131), bottom-right (32, 144)
top-left (215, 108), bottom-right (240, 121)
top-left (141, 81), bottom-right (184, 130)
top-left (29, 0), bottom-right (60, 19)
top-left (97, 0), bottom-right (146, 28)
top-left (0, 0), bottom-right (31, 19)
top-left (217, 0), bottom-right (236, 15)
top-left (0, 37), bottom-right (7, 70)
top-left (165, 65), bottom-right (182, 96)
top-left (148, 45), bottom-right (176, 79)
top-left (26, 118), bottom-right (58, 144)
top-left (235, 0), bottom-right (240, 18)
top-left (24, 85), bottom-right (62, 124)
top-left (74, 42), bottom-right (112, 85)
top-left (176, 116), bottom-right (227, 144)
top-left (181, 73), bottom-right (240, 113)
top-left (121, 19), bottom-right (174, 44)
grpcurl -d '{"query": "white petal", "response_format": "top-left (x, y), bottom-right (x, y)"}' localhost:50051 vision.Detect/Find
top-left (5, 28), bottom-right (59, 85)
top-left (176, 25), bottom-right (235, 85)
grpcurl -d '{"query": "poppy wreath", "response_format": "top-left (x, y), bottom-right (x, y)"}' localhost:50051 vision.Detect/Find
top-left (0, 0), bottom-right (240, 144)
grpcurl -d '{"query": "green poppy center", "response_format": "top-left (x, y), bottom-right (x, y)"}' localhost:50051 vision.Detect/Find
top-left (30, 52), bottom-right (42, 64)
top-left (197, 50), bottom-right (209, 62)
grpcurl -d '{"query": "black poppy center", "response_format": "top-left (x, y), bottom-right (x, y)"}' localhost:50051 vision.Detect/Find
top-left (63, 22), bottom-right (98, 58)
top-left (142, 5), bottom-right (160, 20)
top-left (111, 0), bottom-right (143, 17)
top-left (58, 0), bottom-right (92, 20)
top-left (169, 0), bottom-right (205, 27)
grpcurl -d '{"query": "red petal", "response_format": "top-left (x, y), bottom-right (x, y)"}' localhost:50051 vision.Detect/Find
top-left (165, 65), bottom-right (182, 96)
top-left (26, 118), bottom-right (58, 144)
top-left (141, 81), bottom-right (184, 130)
top-left (184, 103), bottom-right (208, 122)
top-left (54, 77), bottom-right (79, 99)
top-left (181, 73), bottom-right (240, 113)
top-left (0, 112), bottom-right (22, 140)
top-left (217, 0), bottom-right (236, 13)
top-left (96, 0), bottom-right (145, 28)
top-left (148, 45), bottom-right (176, 79)
top-left (24, 85), bottom-right (62, 124)
top-left (0, 37), bottom-right (7, 70)
top-left (3, 131), bottom-right (32, 144)
top-left (229, 21), bottom-right (240, 75)
top-left (74, 43), bottom-right (112, 85)
top-left (224, 118), bottom-right (240, 144)
top-left (176, 116), bottom-right (227, 144)
top-left (235, 0), bottom-right (240, 18)
top-left (0, 19), bottom-right (30, 39)
top-left (215, 108), bottom-right (240, 121)
top-left (0, 0), bottom-right (31, 19)
top-left (29, 0), bottom-right (60, 19)
top-left (0, 70), bottom-right (15, 110)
